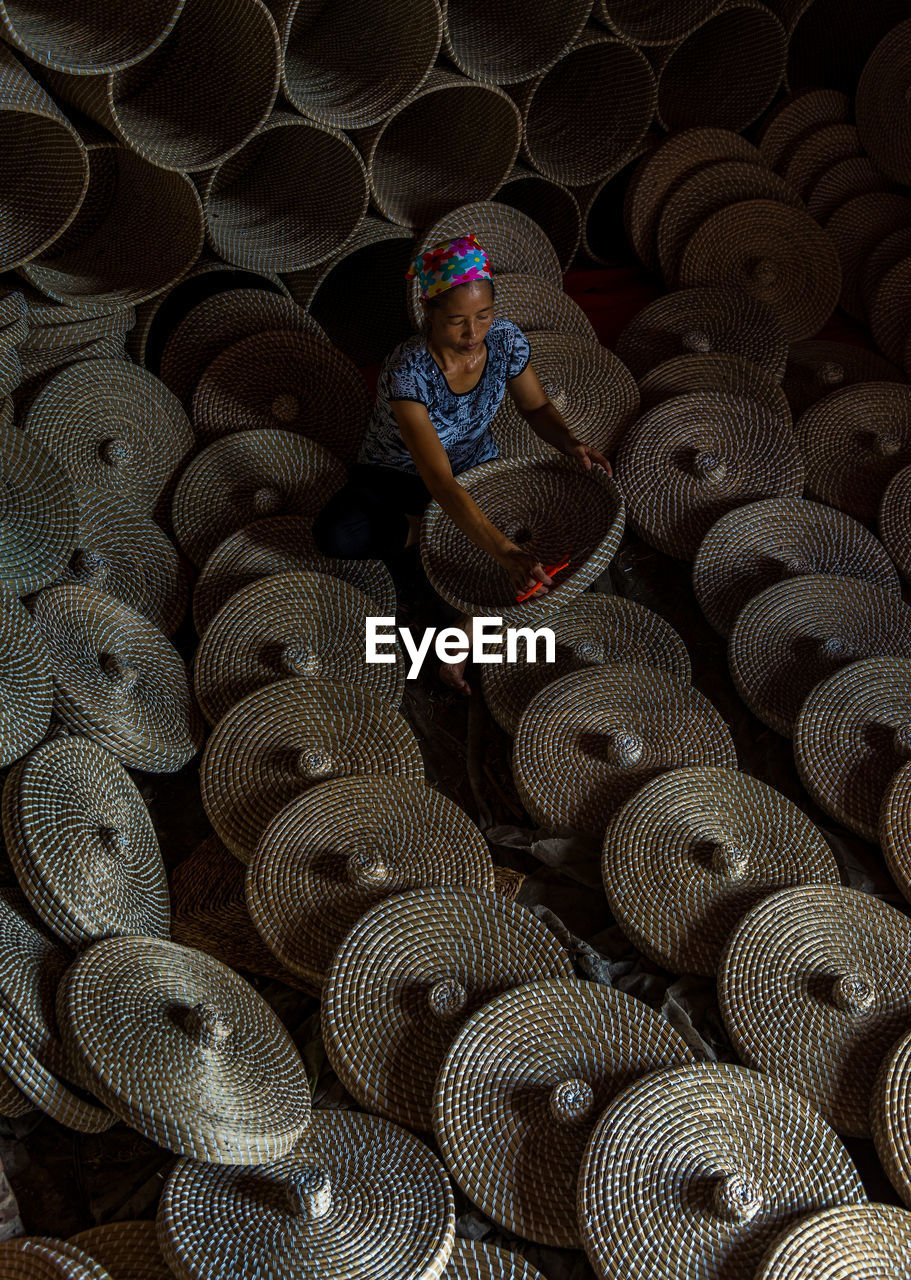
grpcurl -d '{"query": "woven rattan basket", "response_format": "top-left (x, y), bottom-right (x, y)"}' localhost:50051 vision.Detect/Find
top-left (758, 88), bottom-right (852, 172)
top-left (69, 1222), bottom-right (171, 1280)
top-left (0, 592), bottom-right (53, 768)
top-left (880, 763), bottom-right (911, 908)
top-left (353, 69), bottom-right (521, 230)
top-left (781, 122), bottom-right (861, 200)
top-left (0, 422), bottom-right (77, 594)
top-left (881, 465), bottom-right (911, 586)
top-left (0, 0), bottom-right (185, 73)
top-left (826, 192), bottom-right (911, 321)
top-left (872, 1026), bottom-right (911, 1211)
top-left (857, 19), bottom-right (911, 185)
top-left (782, 340), bottom-right (905, 422)
top-left (806, 156), bottom-right (887, 223)
top-left (494, 164), bottom-right (581, 272)
top-left (870, 255), bottom-right (911, 367)
top-left (595, 0), bottom-right (725, 44)
top-left (446, 1241), bottom-right (546, 1280)
top-left (0, 1238), bottom-right (115, 1278)
top-left (442, 0), bottom-right (590, 83)
top-left (637, 353), bottom-right (790, 416)
top-left (755, 1204), bottom-right (911, 1279)
top-left (487, 276), bottom-right (595, 340)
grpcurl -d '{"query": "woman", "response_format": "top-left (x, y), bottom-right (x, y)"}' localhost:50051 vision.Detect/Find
top-left (313, 234), bottom-right (610, 694)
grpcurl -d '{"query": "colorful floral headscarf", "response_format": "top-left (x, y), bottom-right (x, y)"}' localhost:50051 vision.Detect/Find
top-left (406, 234), bottom-right (492, 299)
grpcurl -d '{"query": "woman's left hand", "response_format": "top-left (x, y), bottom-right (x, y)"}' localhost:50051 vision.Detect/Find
top-left (565, 441), bottom-right (612, 476)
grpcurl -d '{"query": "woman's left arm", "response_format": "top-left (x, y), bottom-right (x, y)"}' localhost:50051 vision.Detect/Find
top-left (506, 363), bottom-right (612, 475)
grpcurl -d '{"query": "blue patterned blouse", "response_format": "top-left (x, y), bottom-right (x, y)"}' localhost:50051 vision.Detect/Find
top-left (356, 317), bottom-right (531, 476)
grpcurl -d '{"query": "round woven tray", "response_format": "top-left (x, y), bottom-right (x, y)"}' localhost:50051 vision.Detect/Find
top-left (781, 123), bottom-right (861, 200)
top-left (807, 156), bottom-right (888, 223)
top-left (513, 664), bottom-right (737, 836)
top-left (795, 382), bottom-right (911, 520)
top-left (0, 347), bottom-right (21, 400)
top-left (624, 129), bottom-right (763, 273)
top-left (203, 112), bottom-right (368, 273)
top-left (171, 429), bottom-right (345, 569)
top-left (57, 934), bottom-right (311, 1164)
top-left (22, 142), bottom-right (204, 312)
top-left (421, 456), bottom-right (625, 628)
top-left (656, 160), bottom-right (803, 286)
top-left (321, 886), bottom-right (572, 1132)
top-left (578, 1061), bottom-right (863, 1280)
top-left (758, 89), bottom-right (853, 172)
top-left (435, 977), bottom-right (694, 1247)
top-left (191, 329), bottom-right (370, 460)
top-left (445, 1241), bottom-right (546, 1280)
top-left (595, 0), bottom-right (725, 45)
top-left (881, 465), bottom-right (911, 585)
top-left (0, 422), bottom-right (77, 594)
top-left (490, 332), bottom-right (639, 461)
top-left (69, 1223), bottom-right (171, 1280)
top-left (637, 353), bottom-right (790, 417)
top-left (0, 887), bottom-right (113, 1134)
top-left (652, 2), bottom-right (787, 134)
top-left (729, 575), bottom-right (911, 737)
top-left (157, 1108), bottom-right (454, 1280)
top-left (192, 515), bottom-right (395, 637)
top-left (616, 285), bottom-right (787, 382)
top-left (677, 200), bottom-right (842, 342)
top-left (200, 677), bottom-right (424, 863)
top-left (794, 655), bottom-right (911, 842)
top-left (246, 776), bottom-right (494, 989)
top-left (515, 31), bottom-right (656, 188)
top-left (443, 0), bottom-right (589, 82)
top-left (194, 569), bottom-right (404, 725)
top-left (870, 256), bottom-right (911, 366)
top-left (719, 883), bottom-right (911, 1137)
top-left (494, 164), bottom-right (581, 272)
top-left (755, 1204), bottom-right (911, 1279)
top-left (406, 201), bottom-right (562, 332)
top-left (873, 1026), bottom-right (911, 1210)
top-left (0, 45), bottom-right (89, 274)
top-left (782, 340), bottom-right (905, 422)
top-left (481, 593), bottom-right (691, 736)
top-left (278, 0), bottom-right (439, 129)
top-left (23, 358), bottom-right (194, 515)
top-left (32, 584), bottom-right (204, 775)
top-left (881, 763), bottom-right (911, 907)
top-left (489, 276), bottom-right (595, 341)
top-left (0, 592), bottom-right (53, 768)
top-left (857, 19), bottom-right (911, 185)
top-left (860, 226), bottom-right (911, 318)
top-left (825, 192), bottom-right (911, 321)
top-left (605, 766), bottom-right (839, 979)
top-left (355, 68), bottom-right (521, 231)
top-left (0, 0), bottom-right (185, 74)
top-left (615, 389), bottom-right (804, 560)
top-left (0, 1239), bottom-right (112, 1280)
top-left (693, 495), bottom-right (901, 637)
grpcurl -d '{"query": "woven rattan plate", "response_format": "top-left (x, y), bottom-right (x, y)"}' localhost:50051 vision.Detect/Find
top-left (0, 591), bottom-right (53, 768)
top-left (246, 777), bottom-right (494, 989)
top-left (807, 156), bottom-right (889, 223)
top-left (2, 736), bottom-right (169, 948)
top-left (856, 19), bottom-right (911, 184)
top-left (880, 464), bottom-right (911, 585)
top-left (881, 764), bottom-right (911, 907)
top-left (0, 423), bottom-right (77, 594)
top-left (513, 665), bottom-right (737, 836)
top-left (445, 1241), bottom-right (545, 1280)
top-left (322, 887), bottom-right (573, 1132)
top-left (421, 457), bottom-right (625, 628)
top-left (872, 1026), bottom-right (911, 1210)
top-left (32, 584), bottom-right (203, 774)
top-left (729, 575), bottom-right (911, 736)
top-left (754, 1204), bottom-right (911, 1279)
top-left (578, 1061), bottom-right (864, 1280)
top-left (200, 677), bottom-right (424, 863)
top-left (825, 191), bottom-right (911, 320)
top-left (69, 1223), bottom-right (170, 1280)
top-left (57, 934), bottom-right (311, 1163)
top-left (758, 89), bottom-right (853, 172)
top-left (171, 430), bottom-right (346, 568)
top-left (603, 767), bottom-right (840, 977)
top-left (491, 275), bottom-right (595, 340)
top-left (693, 496), bottom-right (901, 636)
top-left (481, 594), bottom-right (691, 737)
top-left (193, 570), bottom-right (404, 725)
top-left (157, 1109), bottom-right (455, 1280)
top-left (719, 884), bottom-right (911, 1137)
top-left (782, 339), bottom-right (905, 421)
top-left (614, 389), bottom-right (804, 560)
top-left (192, 515), bottom-right (395, 636)
top-left (781, 122), bottom-right (861, 199)
top-left (637, 353), bottom-right (790, 417)
top-left (0, 1238), bottom-right (112, 1279)
top-left (435, 977), bottom-right (694, 1247)
top-left (796, 382), bottom-right (911, 520)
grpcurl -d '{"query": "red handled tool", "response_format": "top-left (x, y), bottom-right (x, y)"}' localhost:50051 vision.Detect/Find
top-left (515, 556), bottom-right (570, 603)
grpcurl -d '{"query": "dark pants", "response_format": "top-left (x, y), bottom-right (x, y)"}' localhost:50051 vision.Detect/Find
top-left (312, 463), bottom-right (432, 561)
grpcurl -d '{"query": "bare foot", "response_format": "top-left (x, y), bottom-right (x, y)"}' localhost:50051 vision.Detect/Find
top-left (440, 614), bottom-right (472, 696)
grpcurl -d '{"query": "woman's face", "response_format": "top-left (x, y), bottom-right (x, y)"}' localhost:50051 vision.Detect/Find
top-left (426, 281), bottom-right (494, 354)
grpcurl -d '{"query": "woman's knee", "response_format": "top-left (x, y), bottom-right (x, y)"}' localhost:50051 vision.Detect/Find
top-left (311, 504), bottom-right (368, 559)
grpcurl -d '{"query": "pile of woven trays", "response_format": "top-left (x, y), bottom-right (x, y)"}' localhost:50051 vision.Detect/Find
top-left (3, 0), bottom-right (911, 1276)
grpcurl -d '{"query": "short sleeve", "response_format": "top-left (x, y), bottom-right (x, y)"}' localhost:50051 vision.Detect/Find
top-left (383, 347), bottom-right (426, 404)
top-left (506, 323), bottom-right (531, 379)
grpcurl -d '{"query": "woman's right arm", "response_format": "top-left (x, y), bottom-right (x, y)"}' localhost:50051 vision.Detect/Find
top-left (391, 399), bottom-right (553, 597)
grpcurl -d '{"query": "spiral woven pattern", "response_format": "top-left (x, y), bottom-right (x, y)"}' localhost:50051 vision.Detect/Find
top-left (494, 165), bottom-right (581, 272)
top-left (421, 457), bottom-right (625, 627)
top-left (445, 1241), bottom-right (546, 1280)
top-left (171, 430), bottom-right (345, 568)
top-left (490, 276), bottom-right (595, 341)
top-left (0, 422), bottom-right (77, 594)
top-left (192, 330), bottom-right (370, 460)
top-left (637, 354), bottom-right (791, 417)
top-left (69, 1223), bottom-right (171, 1280)
top-left (0, 1240), bottom-right (111, 1280)
top-left (193, 516), bottom-right (395, 637)
top-left (758, 89), bottom-right (852, 172)
top-left (616, 286), bottom-right (787, 382)
top-left (157, 1109), bottom-right (454, 1280)
top-left (880, 465), bottom-right (911, 585)
top-left (857, 19), bottom-right (911, 185)
top-left (795, 382), bottom-right (911, 520)
top-left (782, 340), bottom-right (905, 422)
top-left (482, 594), bottom-right (691, 736)
top-left (781, 123), bottom-right (860, 200)
top-left (32, 584), bottom-right (203, 775)
top-left (870, 256), bottom-right (911, 367)
top-left (0, 592), bottom-right (53, 768)
top-left (513, 664), bottom-right (737, 836)
top-left (719, 884), bottom-right (911, 1137)
top-left (201, 677), bottom-right (424, 864)
top-left (881, 764), bottom-right (911, 908)
top-left (246, 777), bottom-right (494, 989)
top-left (322, 887), bottom-right (572, 1133)
top-left (603, 766), bottom-right (840, 976)
top-left (825, 192), bottom-right (911, 321)
top-left (435, 978), bottom-right (694, 1247)
top-left (491, 332), bottom-right (639, 460)
top-left (442, 0), bottom-right (590, 83)
top-left (615, 389), bottom-right (804, 560)
top-left (0, 0), bottom-right (185, 73)
top-left (754, 1204), bottom-right (911, 1279)
top-left (194, 570), bottom-right (404, 725)
top-left (810, 159), bottom-right (889, 228)
top-left (872, 1027), bottom-right (911, 1211)
top-left (693, 496), bottom-right (901, 637)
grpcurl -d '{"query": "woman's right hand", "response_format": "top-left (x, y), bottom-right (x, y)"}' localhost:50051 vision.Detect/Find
top-left (496, 543), bottom-right (553, 596)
